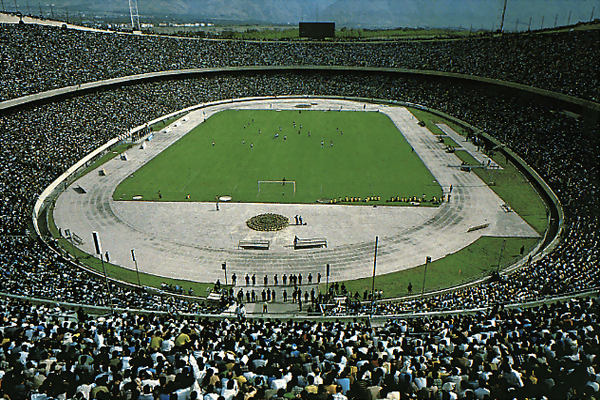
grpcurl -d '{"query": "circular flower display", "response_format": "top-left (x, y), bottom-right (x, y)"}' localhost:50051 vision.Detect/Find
top-left (246, 213), bottom-right (289, 231)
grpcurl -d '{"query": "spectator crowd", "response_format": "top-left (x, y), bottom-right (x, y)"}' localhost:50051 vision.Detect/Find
top-left (0, 24), bottom-right (598, 103)
top-left (0, 295), bottom-right (598, 399)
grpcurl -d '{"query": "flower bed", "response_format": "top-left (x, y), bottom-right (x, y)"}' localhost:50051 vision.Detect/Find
top-left (246, 213), bottom-right (289, 231)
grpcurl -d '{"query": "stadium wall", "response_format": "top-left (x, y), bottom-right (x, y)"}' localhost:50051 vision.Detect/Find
top-left (2, 66), bottom-right (598, 115)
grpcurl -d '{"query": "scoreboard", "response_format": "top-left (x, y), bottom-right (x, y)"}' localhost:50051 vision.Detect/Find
top-left (299, 22), bottom-right (335, 39)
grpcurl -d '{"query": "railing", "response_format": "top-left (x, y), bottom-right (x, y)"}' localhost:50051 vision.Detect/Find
top-left (2, 286), bottom-right (597, 322)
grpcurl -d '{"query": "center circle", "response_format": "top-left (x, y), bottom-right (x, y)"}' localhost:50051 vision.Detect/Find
top-left (246, 213), bottom-right (289, 231)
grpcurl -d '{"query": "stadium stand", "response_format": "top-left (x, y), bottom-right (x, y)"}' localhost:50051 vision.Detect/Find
top-left (0, 24), bottom-right (598, 102)
top-left (0, 296), bottom-right (598, 399)
top-left (0, 21), bottom-right (598, 400)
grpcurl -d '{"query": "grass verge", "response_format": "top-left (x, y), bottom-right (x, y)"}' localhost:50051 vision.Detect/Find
top-left (78, 144), bottom-right (133, 178)
top-left (152, 115), bottom-right (184, 132)
top-left (407, 108), bottom-right (547, 236)
top-left (340, 236), bottom-right (539, 299)
top-left (407, 107), bottom-right (467, 135)
top-left (453, 151), bottom-right (547, 235)
top-left (46, 204), bottom-right (214, 298)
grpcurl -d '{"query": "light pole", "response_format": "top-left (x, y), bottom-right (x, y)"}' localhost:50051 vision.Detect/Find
top-left (65, 229), bottom-right (77, 262)
top-left (489, 166), bottom-right (498, 186)
top-left (370, 236), bottom-right (378, 315)
top-left (421, 256), bottom-right (432, 296)
top-left (496, 238), bottom-right (507, 274)
top-left (326, 263), bottom-right (330, 298)
top-left (499, 0), bottom-right (507, 32)
top-left (131, 249), bottom-right (141, 288)
top-left (92, 232), bottom-right (114, 314)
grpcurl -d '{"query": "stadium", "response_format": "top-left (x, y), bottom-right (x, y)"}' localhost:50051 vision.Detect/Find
top-left (0, 5), bottom-right (599, 400)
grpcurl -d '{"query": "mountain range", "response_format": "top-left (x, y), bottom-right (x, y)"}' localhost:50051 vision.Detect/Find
top-left (17, 0), bottom-right (599, 29)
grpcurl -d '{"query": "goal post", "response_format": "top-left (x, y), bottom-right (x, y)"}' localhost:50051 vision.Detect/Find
top-left (258, 180), bottom-right (296, 196)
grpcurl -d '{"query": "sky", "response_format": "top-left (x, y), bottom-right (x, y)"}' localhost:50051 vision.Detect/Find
top-left (300, 0), bottom-right (599, 30)
top-left (5, 0), bottom-right (600, 30)
top-left (443, 0), bottom-right (596, 30)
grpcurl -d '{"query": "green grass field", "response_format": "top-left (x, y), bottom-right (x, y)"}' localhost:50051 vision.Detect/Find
top-left (453, 151), bottom-right (547, 235)
top-left (344, 236), bottom-right (540, 298)
top-left (114, 109), bottom-right (443, 205)
top-left (226, 27), bottom-right (477, 40)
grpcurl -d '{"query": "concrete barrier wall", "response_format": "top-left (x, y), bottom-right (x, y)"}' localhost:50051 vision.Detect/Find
top-left (0, 288), bottom-right (596, 322)
top-left (3, 66), bottom-right (598, 114)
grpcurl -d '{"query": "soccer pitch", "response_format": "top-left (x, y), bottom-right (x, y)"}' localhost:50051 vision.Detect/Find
top-left (114, 109), bottom-right (443, 204)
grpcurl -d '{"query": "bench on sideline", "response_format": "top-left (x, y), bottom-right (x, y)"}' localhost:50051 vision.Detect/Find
top-left (294, 237), bottom-right (327, 249)
top-left (238, 239), bottom-right (270, 250)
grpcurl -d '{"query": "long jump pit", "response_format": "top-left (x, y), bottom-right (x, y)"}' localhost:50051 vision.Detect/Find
top-left (52, 98), bottom-right (539, 286)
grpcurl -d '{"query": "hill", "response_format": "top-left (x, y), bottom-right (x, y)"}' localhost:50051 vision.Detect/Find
top-left (17, 0), bottom-right (599, 30)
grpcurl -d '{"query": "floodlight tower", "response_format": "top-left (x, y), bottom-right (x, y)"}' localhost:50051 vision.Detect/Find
top-left (499, 0), bottom-right (508, 32)
top-left (129, 0), bottom-right (141, 31)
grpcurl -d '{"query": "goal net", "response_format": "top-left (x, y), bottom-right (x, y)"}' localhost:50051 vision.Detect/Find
top-left (258, 180), bottom-right (296, 197)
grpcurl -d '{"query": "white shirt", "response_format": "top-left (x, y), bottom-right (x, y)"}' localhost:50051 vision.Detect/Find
top-left (474, 386), bottom-right (491, 400)
top-left (221, 387), bottom-right (238, 400)
top-left (413, 377), bottom-right (427, 390)
top-left (271, 378), bottom-right (287, 391)
top-left (162, 338), bottom-right (175, 353)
